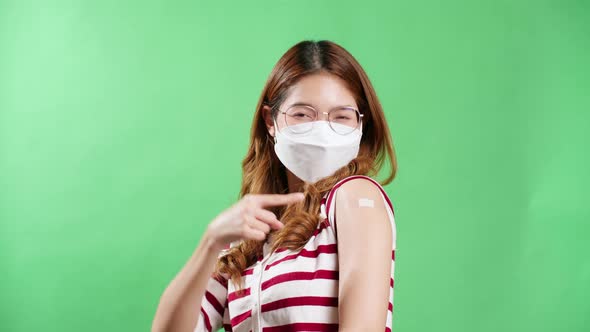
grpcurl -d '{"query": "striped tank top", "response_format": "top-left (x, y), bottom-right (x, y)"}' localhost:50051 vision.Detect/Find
top-left (195, 175), bottom-right (397, 332)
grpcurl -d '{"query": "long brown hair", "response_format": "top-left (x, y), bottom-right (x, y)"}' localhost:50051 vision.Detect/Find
top-left (215, 40), bottom-right (397, 291)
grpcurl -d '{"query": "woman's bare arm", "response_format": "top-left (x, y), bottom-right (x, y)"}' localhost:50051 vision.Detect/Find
top-left (334, 179), bottom-right (394, 331)
top-left (151, 230), bottom-right (222, 332)
top-left (151, 192), bottom-right (304, 332)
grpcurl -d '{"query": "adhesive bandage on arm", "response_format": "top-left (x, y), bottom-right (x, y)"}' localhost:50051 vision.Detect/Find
top-left (358, 198), bottom-right (375, 208)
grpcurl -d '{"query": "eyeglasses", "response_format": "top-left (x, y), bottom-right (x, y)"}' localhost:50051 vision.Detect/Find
top-left (275, 104), bottom-right (364, 135)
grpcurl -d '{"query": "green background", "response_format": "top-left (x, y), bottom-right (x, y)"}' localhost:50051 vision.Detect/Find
top-left (1, 0), bottom-right (589, 331)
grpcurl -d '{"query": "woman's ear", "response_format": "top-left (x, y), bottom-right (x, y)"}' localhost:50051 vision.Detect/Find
top-left (262, 105), bottom-right (275, 137)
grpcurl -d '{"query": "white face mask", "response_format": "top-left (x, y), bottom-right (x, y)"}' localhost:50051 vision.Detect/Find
top-left (273, 119), bottom-right (363, 183)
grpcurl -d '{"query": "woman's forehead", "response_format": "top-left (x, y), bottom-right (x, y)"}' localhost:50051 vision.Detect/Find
top-left (281, 72), bottom-right (358, 109)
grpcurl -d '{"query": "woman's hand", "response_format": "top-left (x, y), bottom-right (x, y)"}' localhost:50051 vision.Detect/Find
top-left (206, 192), bottom-right (305, 251)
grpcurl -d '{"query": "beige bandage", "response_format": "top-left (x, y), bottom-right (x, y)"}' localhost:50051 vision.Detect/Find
top-left (358, 198), bottom-right (375, 208)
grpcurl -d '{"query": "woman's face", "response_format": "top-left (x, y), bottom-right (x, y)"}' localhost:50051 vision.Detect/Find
top-left (265, 72), bottom-right (359, 137)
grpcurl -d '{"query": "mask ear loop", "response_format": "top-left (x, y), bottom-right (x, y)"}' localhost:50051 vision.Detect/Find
top-left (272, 118), bottom-right (278, 144)
top-left (356, 116), bottom-right (364, 136)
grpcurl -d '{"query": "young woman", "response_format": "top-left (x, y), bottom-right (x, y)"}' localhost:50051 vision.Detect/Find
top-left (152, 40), bottom-right (398, 332)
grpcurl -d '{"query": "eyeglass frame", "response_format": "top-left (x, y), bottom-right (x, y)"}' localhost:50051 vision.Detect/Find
top-left (273, 104), bottom-right (364, 136)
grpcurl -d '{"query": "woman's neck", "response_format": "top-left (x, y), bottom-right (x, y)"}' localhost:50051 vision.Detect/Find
top-left (286, 170), bottom-right (304, 193)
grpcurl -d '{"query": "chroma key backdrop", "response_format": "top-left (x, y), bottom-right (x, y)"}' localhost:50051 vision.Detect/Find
top-left (1, 1), bottom-right (589, 331)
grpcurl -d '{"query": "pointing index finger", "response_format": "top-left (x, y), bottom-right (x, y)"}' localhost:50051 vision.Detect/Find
top-left (256, 192), bottom-right (305, 207)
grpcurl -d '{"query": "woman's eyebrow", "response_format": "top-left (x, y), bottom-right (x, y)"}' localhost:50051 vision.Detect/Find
top-left (286, 102), bottom-right (358, 111)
